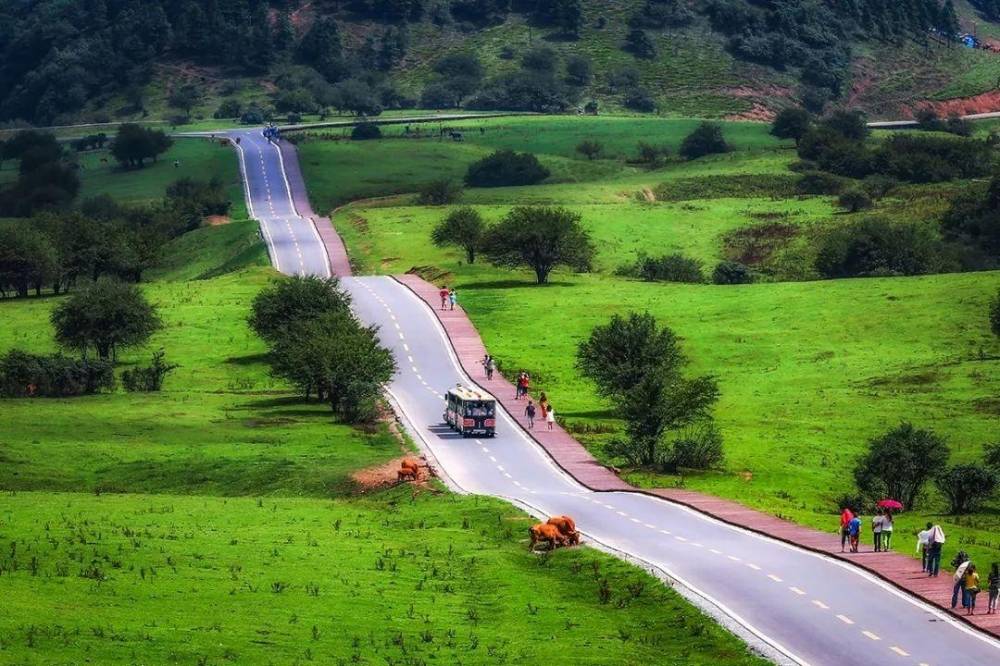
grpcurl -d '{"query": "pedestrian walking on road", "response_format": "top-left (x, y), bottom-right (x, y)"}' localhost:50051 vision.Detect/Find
top-left (927, 523), bottom-right (945, 577)
top-left (848, 514), bottom-right (861, 553)
top-left (881, 509), bottom-right (893, 551)
top-left (952, 552), bottom-right (971, 609)
top-left (964, 564), bottom-right (980, 615)
top-left (917, 522), bottom-right (933, 572)
top-left (871, 512), bottom-right (884, 552)
top-left (525, 400), bottom-right (536, 428)
top-left (483, 354), bottom-right (495, 381)
top-left (987, 563), bottom-right (999, 614)
top-left (439, 286), bottom-right (449, 310)
top-left (538, 391), bottom-right (548, 419)
top-left (449, 288), bottom-right (457, 311)
top-left (546, 405), bottom-right (556, 431)
top-left (840, 506), bottom-right (854, 553)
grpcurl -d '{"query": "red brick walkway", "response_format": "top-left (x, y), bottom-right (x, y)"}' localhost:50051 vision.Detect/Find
top-left (393, 272), bottom-right (1000, 639)
top-left (278, 141), bottom-right (352, 277)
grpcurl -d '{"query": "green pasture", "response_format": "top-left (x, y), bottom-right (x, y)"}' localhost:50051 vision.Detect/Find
top-left (0, 489), bottom-right (766, 665)
top-left (76, 138), bottom-right (247, 218)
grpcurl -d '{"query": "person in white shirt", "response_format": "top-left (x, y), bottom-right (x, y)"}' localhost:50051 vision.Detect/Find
top-left (916, 523), bottom-right (933, 572)
top-left (927, 524), bottom-right (945, 577)
top-left (871, 513), bottom-right (884, 552)
top-left (881, 509), bottom-right (894, 551)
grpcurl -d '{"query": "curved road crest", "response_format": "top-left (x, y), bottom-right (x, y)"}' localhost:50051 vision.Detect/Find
top-left (231, 128), bottom-right (1000, 666)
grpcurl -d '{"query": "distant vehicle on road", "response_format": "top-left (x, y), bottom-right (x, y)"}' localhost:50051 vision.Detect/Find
top-left (444, 386), bottom-right (496, 437)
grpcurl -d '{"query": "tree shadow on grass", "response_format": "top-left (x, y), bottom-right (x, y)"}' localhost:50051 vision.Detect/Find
top-left (459, 279), bottom-right (575, 290)
top-left (226, 353), bottom-right (269, 366)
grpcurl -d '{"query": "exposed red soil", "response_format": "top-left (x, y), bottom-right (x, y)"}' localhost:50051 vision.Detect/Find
top-left (205, 215), bottom-right (231, 226)
top-left (908, 89), bottom-right (1000, 118)
top-left (351, 455), bottom-right (433, 493)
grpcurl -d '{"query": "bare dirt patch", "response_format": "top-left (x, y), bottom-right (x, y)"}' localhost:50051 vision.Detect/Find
top-left (722, 222), bottom-right (800, 266)
top-left (351, 455), bottom-right (433, 493)
top-left (910, 90), bottom-right (1000, 118)
top-left (206, 215), bottom-right (231, 226)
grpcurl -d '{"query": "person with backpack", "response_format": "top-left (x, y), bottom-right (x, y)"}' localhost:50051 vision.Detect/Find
top-left (988, 563), bottom-right (999, 615)
top-left (952, 551), bottom-right (971, 609)
top-left (524, 400), bottom-right (536, 429)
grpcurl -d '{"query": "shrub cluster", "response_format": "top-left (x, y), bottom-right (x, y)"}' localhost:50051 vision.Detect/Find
top-left (464, 150), bottom-right (549, 187)
top-left (617, 253), bottom-right (705, 283)
top-left (0, 350), bottom-right (115, 398)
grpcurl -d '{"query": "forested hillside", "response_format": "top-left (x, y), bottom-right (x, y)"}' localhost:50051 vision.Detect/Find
top-left (2, 0), bottom-right (999, 125)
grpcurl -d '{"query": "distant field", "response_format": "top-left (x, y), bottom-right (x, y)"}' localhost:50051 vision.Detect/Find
top-left (296, 116), bottom-right (791, 210)
top-left (77, 138), bottom-right (247, 218)
top-left (299, 114), bottom-right (1000, 573)
top-left (0, 489), bottom-right (766, 666)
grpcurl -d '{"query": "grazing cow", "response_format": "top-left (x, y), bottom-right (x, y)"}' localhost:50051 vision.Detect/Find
top-left (397, 467), bottom-right (417, 482)
top-left (546, 515), bottom-right (579, 545)
top-left (401, 458), bottom-right (421, 473)
top-left (449, 131), bottom-right (464, 142)
top-left (528, 523), bottom-right (567, 551)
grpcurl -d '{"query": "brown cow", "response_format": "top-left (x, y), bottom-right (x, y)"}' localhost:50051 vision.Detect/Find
top-left (401, 458), bottom-right (422, 473)
top-left (397, 468), bottom-right (417, 482)
top-left (547, 515), bottom-right (579, 545)
top-left (528, 523), bottom-right (567, 551)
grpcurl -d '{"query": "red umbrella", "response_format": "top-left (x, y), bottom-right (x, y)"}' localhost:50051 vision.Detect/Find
top-left (877, 499), bottom-right (904, 510)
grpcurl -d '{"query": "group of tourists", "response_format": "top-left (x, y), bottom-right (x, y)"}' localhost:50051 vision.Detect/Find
top-left (438, 285), bottom-right (457, 311)
top-left (523, 393), bottom-right (554, 431)
top-left (948, 551), bottom-right (1000, 615)
top-left (840, 509), bottom-right (1000, 616)
top-left (481, 354), bottom-right (496, 381)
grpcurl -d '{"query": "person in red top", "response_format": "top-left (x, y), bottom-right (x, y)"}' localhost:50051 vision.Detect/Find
top-left (840, 507), bottom-right (854, 553)
top-left (439, 286), bottom-right (449, 310)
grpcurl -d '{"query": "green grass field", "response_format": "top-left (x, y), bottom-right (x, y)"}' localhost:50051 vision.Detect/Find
top-left (0, 489), bottom-right (765, 665)
top-left (77, 138), bottom-right (247, 219)
top-left (299, 115), bottom-right (1000, 573)
top-left (0, 130), bottom-right (770, 664)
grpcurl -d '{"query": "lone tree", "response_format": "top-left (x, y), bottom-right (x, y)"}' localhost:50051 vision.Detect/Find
top-left (417, 179), bottom-right (463, 205)
top-left (109, 124), bottom-right (172, 168)
top-left (770, 107), bottom-right (812, 146)
top-left (465, 150), bottom-right (550, 188)
top-left (248, 275), bottom-right (349, 345)
top-left (853, 422), bottom-right (950, 509)
top-left (576, 140), bottom-right (602, 160)
top-left (482, 206), bottom-right (595, 284)
top-left (51, 277), bottom-right (161, 361)
top-left (680, 122), bottom-right (730, 160)
top-left (934, 465), bottom-right (997, 514)
top-left (837, 188), bottom-right (873, 213)
top-left (431, 207), bottom-right (486, 264)
top-left (577, 312), bottom-right (719, 468)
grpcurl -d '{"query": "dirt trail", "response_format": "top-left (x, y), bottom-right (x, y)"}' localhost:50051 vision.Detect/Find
top-left (909, 89), bottom-right (1000, 118)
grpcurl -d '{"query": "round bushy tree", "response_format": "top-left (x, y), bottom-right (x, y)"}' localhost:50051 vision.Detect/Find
top-left (464, 150), bottom-right (550, 188)
top-left (680, 122), bottom-right (730, 160)
top-left (51, 277), bottom-right (161, 361)
top-left (712, 261), bottom-right (754, 285)
top-left (351, 122), bottom-right (382, 140)
top-left (482, 206), bottom-right (594, 283)
top-left (934, 465), bottom-right (997, 514)
top-left (853, 422), bottom-right (950, 509)
top-left (431, 207), bottom-right (485, 263)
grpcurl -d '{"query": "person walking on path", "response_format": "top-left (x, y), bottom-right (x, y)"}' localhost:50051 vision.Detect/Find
top-left (952, 552), bottom-right (971, 609)
top-left (439, 286), bottom-right (449, 310)
top-left (927, 523), bottom-right (945, 577)
top-left (524, 400), bottom-right (536, 428)
top-left (964, 564), bottom-right (980, 615)
top-left (483, 355), bottom-right (495, 381)
top-left (538, 392), bottom-right (548, 418)
top-left (871, 511), bottom-right (884, 552)
top-left (448, 288), bottom-right (457, 311)
top-left (545, 405), bottom-right (556, 431)
top-left (517, 372), bottom-right (530, 400)
top-left (881, 509), bottom-right (893, 551)
top-left (840, 507), bottom-right (854, 553)
top-left (987, 563), bottom-right (999, 615)
top-left (514, 372), bottom-right (525, 400)
top-left (848, 514), bottom-right (862, 553)
top-left (916, 523), bottom-right (933, 572)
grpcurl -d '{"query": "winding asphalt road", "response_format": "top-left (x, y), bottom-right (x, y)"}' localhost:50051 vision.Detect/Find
top-left (235, 129), bottom-right (1000, 666)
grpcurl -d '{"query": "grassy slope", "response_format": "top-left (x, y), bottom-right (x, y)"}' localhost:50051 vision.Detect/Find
top-left (298, 116), bottom-right (1000, 572)
top-left (0, 125), bottom-right (768, 664)
top-left (0, 489), bottom-right (765, 666)
top-left (77, 138), bottom-right (248, 220)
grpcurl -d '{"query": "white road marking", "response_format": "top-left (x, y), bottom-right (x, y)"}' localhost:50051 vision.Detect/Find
top-left (659, 529), bottom-right (671, 535)
top-left (616, 511), bottom-right (628, 517)
top-left (489, 456), bottom-right (496, 462)
top-left (862, 631), bottom-right (880, 641)
top-left (403, 343), bottom-right (410, 352)
top-left (890, 646), bottom-right (908, 656)
top-left (746, 563), bottom-right (761, 571)
top-left (767, 574), bottom-right (782, 582)
top-left (644, 523), bottom-right (656, 529)
top-left (728, 555), bottom-right (741, 562)
top-left (411, 366), bottom-right (418, 373)
top-left (836, 615), bottom-right (854, 625)
top-left (789, 587), bottom-right (805, 595)
top-left (630, 517), bottom-right (641, 524)
top-left (710, 548), bottom-right (722, 555)
top-left (812, 600), bottom-right (829, 610)
top-left (497, 465), bottom-right (505, 472)
top-left (675, 536), bottom-right (688, 542)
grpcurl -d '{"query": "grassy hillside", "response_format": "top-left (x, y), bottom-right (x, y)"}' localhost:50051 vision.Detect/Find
top-left (297, 115), bottom-right (1000, 573)
top-left (0, 132), bottom-right (768, 664)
